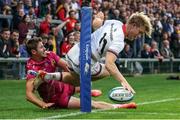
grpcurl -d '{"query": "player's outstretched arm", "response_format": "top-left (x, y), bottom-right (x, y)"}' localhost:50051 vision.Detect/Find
top-left (26, 79), bottom-right (54, 109)
top-left (105, 52), bottom-right (135, 94)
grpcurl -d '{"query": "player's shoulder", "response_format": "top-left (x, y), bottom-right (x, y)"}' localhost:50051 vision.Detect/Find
top-left (26, 57), bottom-right (34, 65)
top-left (104, 20), bottom-right (123, 26)
top-left (46, 51), bottom-right (57, 57)
top-left (46, 51), bottom-right (61, 62)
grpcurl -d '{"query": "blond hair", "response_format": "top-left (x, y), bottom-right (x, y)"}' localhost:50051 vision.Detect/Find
top-left (127, 12), bottom-right (152, 37)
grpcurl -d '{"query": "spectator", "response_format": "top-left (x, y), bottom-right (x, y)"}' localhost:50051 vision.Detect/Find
top-left (9, 30), bottom-right (20, 78)
top-left (12, 8), bottom-right (25, 30)
top-left (23, 0), bottom-right (33, 15)
top-left (19, 38), bottom-right (29, 79)
top-left (70, 0), bottom-right (80, 20)
top-left (171, 25), bottom-right (180, 58)
top-left (73, 31), bottom-right (80, 44)
top-left (51, 20), bottom-right (70, 55)
top-left (19, 38), bottom-right (29, 58)
top-left (46, 35), bottom-right (54, 51)
top-left (161, 15), bottom-right (169, 33)
top-left (9, 30), bottom-right (20, 58)
top-left (120, 43), bottom-right (143, 75)
top-left (41, 34), bottom-right (49, 50)
top-left (60, 32), bottom-right (75, 57)
top-left (74, 21), bottom-right (81, 31)
top-left (120, 44), bottom-right (133, 58)
top-left (39, 14), bottom-right (51, 35)
top-left (28, 6), bottom-right (37, 21)
top-left (0, 5), bottom-right (12, 29)
top-left (56, 1), bottom-right (70, 21)
top-left (141, 43), bottom-right (152, 58)
top-left (18, 14), bottom-right (35, 44)
top-left (110, 9), bottom-right (121, 21)
top-left (0, 28), bottom-right (11, 58)
top-left (152, 18), bottom-right (163, 47)
top-left (160, 40), bottom-right (174, 59)
top-left (150, 41), bottom-right (163, 59)
top-left (65, 10), bottom-right (78, 34)
top-left (39, 0), bottom-right (51, 18)
top-left (167, 18), bottom-right (174, 37)
top-left (160, 32), bottom-right (170, 49)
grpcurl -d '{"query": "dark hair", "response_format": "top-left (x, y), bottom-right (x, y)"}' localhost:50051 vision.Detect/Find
top-left (11, 29), bottom-right (19, 34)
top-left (69, 10), bottom-right (76, 15)
top-left (22, 14), bottom-right (29, 22)
top-left (1, 28), bottom-right (10, 33)
top-left (40, 34), bottom-right (48, 39)
top-left (48, 35), bottom-right (53, 40)
top-left (26, 37), bottom-right (42, 56)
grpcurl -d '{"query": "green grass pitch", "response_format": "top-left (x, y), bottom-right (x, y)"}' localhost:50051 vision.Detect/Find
top-left (0, 74), bottom-right (180, 119)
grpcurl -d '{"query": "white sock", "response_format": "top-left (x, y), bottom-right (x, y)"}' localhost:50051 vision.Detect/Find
top-left (112, 104), bottom-right (121, 109)
top-left (44, 72), bottom-right (61, 81)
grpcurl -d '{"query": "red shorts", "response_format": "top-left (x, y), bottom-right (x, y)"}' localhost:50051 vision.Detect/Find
top-left (49, 82), bottom-right (75, 108)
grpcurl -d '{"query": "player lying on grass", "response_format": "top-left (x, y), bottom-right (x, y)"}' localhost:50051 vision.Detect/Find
top-left (25, 38), bottom-right (136, 109)
top-left (35, 12), bottom-right (152, 94)
top-left (27, 70), bottom-right (136, 109)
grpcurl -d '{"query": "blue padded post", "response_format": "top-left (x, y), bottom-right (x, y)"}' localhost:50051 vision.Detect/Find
top-left (80, 7), bottom-right (92, 112)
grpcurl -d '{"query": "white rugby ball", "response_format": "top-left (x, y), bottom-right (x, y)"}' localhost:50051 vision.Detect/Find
top-left (108, 87), bottom-right (134, 102)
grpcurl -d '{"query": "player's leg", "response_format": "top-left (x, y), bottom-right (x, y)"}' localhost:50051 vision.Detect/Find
top-left (28, 70), bottom-right (80, 86)
top-left (41, 71), bottom-right (80, 86)
top-left (74, 86), bottom-right (102, 97)
top-left (91, 101), bottom-right (114, 109)
top-left (92, 101), bottom-right (137, 109)
top-left (67, 96), bottom-right (137, 109)
top-left (61, 72), bottom-right (80, 86)
top-left (92, 101), bottom-right (136, 109)
top-left (67, 96), bottom-right (81, 109)
top-left (29, 70), bottom-right (101, 95)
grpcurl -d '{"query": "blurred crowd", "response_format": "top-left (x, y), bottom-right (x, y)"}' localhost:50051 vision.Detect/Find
top-left (0, 0), bottom-right (179, 61)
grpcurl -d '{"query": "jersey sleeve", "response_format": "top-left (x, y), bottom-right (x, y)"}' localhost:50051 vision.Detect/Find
top-left (108, 29), bottom-right (125, 57)
top-left (26, 60), bottom-right (37, 80)
top-left (108, 42), bottom-right (124, 57)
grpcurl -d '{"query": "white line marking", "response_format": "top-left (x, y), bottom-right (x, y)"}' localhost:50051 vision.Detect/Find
top-left (94, 111), bottom-right (180, 116)
top-left (137, 98), bottom-right (180, 105)
top-left (37, 98), bottom-right (180, 119)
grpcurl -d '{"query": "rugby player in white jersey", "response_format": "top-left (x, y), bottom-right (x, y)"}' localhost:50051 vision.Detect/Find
top-left (33, 12), bottom-right (152, 94)
top-left (66, 12), bottom-right (152, 93)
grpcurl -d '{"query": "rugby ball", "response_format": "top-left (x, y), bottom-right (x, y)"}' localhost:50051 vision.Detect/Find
top-left (108, 87), bottom-right (134, 102)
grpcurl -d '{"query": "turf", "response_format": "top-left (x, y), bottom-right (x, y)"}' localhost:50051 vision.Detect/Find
top-left (0, 74), bottom-right (180, 119)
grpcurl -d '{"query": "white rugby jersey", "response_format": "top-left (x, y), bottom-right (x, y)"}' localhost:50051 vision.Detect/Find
top-left (91, 20), bottom-right (125, 61)
top-left (66, 20), bottom-right (125, 69)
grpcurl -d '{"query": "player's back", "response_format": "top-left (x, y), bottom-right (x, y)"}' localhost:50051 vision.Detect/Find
top-left (91, 20), bottom-right (125, 61)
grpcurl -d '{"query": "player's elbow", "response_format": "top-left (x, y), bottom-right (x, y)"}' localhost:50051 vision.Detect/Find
top-left (105, 62), bottom-right (113, 73)
top-left (26, 91), bottom-right (32, 102)
top-left (26, 93), bottom-right (30, 101)
top-left (105, 61), bottom-right (117, 75)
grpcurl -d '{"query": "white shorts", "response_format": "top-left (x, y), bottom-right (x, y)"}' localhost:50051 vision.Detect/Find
top-left (66, 44), bottom-right (104, 76)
